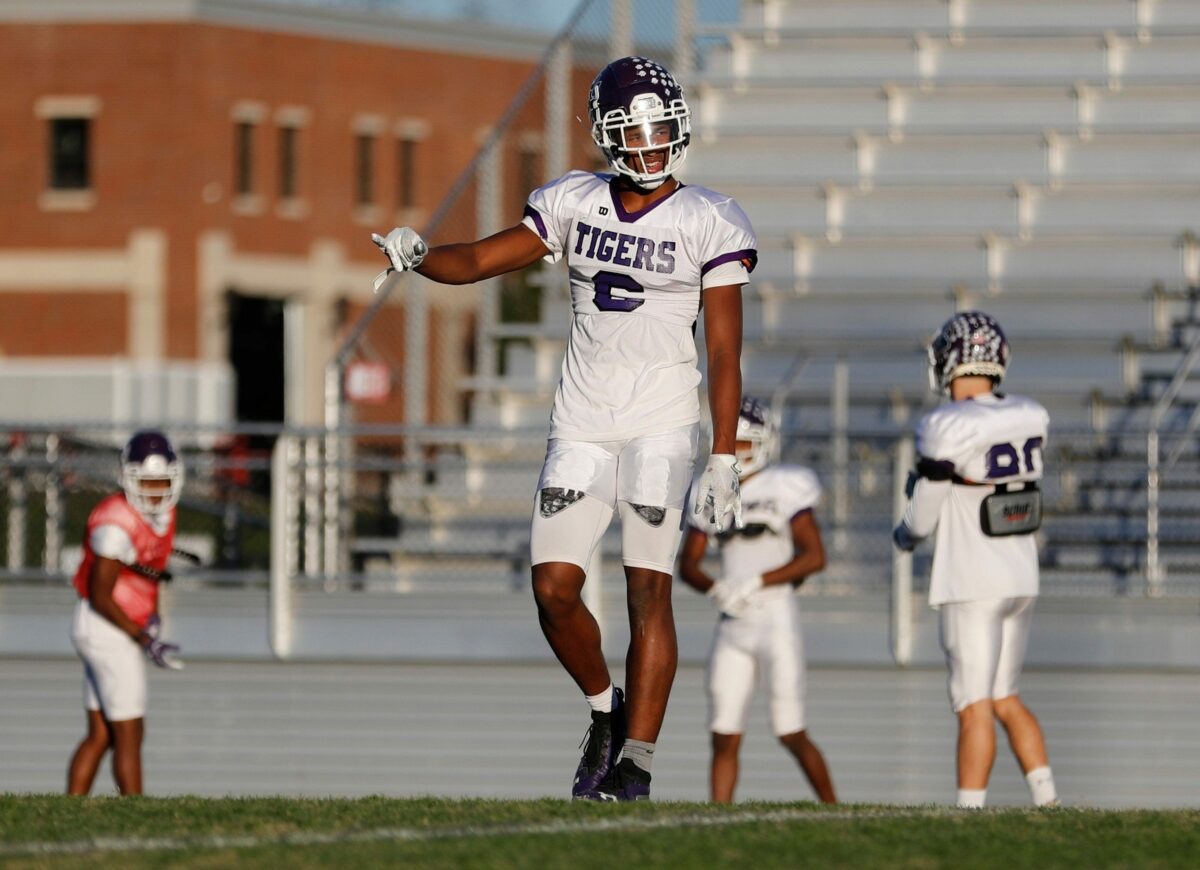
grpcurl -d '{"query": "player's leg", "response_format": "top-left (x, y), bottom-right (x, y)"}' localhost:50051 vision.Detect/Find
top-left (764, 598), bottom-right (836, 803)
top-left (588, 424), bottom-right (697, 801)
top-left (711, 732), bottom-right (742, 803)
top-left (707, 617), bottom-right (756, 802)
top-left (530, 438), bottom-right (619, 697)
top-left (940, 599), bottom-right (1004, 806)
top-left (109, 717), bottom-right (145, 795)
top-left (67, 708), bottom-right (112, 795)
top-left (991, 597), bottom-right (1058, 806)
top-left (777, 731), bottom-right (836, 803)
top-left (530, 438), bottom-right (623, 797)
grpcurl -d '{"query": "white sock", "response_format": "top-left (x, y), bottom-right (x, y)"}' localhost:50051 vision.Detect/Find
top-left (1026, 766), bottom-right (1058, 806)
top-left (957, 788), bottom-right (987, 808)
top-left (585, 683), bottom-right (614, 714)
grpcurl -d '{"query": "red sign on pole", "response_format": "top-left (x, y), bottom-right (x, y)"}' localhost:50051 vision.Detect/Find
top-left (345, 361), bottom-right (391, 403)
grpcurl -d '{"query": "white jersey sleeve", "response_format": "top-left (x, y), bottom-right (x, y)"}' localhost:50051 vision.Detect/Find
top-left (910, 392), bottom-right (1049, 605)
top-left (696, 195), bottom-right (757, 290)
top-left (89, 524), bottom-right (137, 564)
top-left (521, 170), bottom-right (596, 264)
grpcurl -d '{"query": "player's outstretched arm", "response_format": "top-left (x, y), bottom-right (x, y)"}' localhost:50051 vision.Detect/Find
top-left (373, 224), bottom-right (549, 286)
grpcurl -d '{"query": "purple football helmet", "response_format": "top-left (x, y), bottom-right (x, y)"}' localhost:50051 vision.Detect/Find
top-left (927, 311), bottom-right (1010, 393)
top-left (588, 56), bottom-right (691, 190)
top-left (121, 430), bottom-right (183, 516)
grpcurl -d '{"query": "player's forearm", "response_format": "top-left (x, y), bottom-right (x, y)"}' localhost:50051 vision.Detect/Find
top-left (89, 592), bottom-right (143, 640)
top-left (678, 562), bottom-right (716, 593)
top-left (415, 244), bottom-right (494, 285)
top-left (903, 478), bottom-right (949, 539)
top-left (706, 350), bottom-right (742, 454)
top-left (764, 549), bottom-right (826, 587)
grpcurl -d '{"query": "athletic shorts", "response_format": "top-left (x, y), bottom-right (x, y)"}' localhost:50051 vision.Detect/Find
top-left (707, 591), bottom-right (807, 737)
top-left (939, 596), bottom-right (1036, 713)
top-left (71, 598), bottom-right (147, 722)
top-left (530, 423), bottom-right (698, 574)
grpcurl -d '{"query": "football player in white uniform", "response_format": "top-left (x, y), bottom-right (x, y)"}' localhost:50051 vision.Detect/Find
top-left (372, 56), bottom-right (754, 801)
top-left (678, 397), bottom-right (836, 804)
top-left (893, 311), bottom-right (1058, 809)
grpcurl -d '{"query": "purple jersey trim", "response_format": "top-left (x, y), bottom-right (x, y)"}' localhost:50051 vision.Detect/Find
top-left (523, 205), bottom-right (549, 240)
top-left (607, 178), bottom-right (685, 223)
top-left (701, 248), bottom-right (758, 277)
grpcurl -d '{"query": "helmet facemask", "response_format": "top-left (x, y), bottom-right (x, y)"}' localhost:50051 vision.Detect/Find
top-left (120, 431), bottom-right (184, 518)
top-left (589, 56), bottom-right (691, 190)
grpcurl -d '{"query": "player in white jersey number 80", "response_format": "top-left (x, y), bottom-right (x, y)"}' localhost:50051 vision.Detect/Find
top-left (372, 56), bottom-right (755, 802)
top-left (894, 311), bottom-right (1058, 809)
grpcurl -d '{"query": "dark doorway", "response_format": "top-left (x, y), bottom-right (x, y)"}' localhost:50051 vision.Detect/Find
top-left (227, 291), bottom-right (286, 425)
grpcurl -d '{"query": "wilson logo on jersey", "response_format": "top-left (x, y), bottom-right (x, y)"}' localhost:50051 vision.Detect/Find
top-left (573, 221), bottom-right (677, 274)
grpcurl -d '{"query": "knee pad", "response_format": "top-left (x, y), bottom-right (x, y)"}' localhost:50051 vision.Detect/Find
top-left (618, 501), bottom-right (684, 574)
top-left (530, 489), bottom-right (614, 570)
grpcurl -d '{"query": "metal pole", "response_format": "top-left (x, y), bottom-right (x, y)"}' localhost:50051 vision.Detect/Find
top-left (473, 141), bottom-right (503, 387)
top-left (7, 437), bottom-right (27, 571)
top-left (270, 434), bottom-right (299, 659)
top-left (43, 433), bottom-right (62, 574)
top-left (1146, 429), bottom-right (1161, 597)
top-left (831, 358), bottom-right (849, 553)
top-left (611, 0), bottom-right (633, 59)
top-left (892, 435), bottom-right (914, 665)
top-left (303, 434), bottom-right (322, 578)
top-left (546, 36), bottom-right (571, 182)
top-left (323, 363), bottom-right (342, 579)
top-left (674, 0), bottom-right (697, 83)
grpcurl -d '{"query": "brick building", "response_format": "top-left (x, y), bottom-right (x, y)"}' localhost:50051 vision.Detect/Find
top-left (0, 0), bottom-right (595, 426)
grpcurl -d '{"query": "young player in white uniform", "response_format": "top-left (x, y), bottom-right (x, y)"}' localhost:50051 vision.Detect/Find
top-left (372, 56), bottom-right (754, 801)
top-left (893, 311), bottom-right (1058, 809)
top-left (678, 398), bottom-right (836, 803)
top-left (67, 430), bottom-right (185, 795)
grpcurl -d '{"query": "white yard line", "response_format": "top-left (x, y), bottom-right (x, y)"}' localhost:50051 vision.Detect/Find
top-left (0, 806), bottom-right (978, 857)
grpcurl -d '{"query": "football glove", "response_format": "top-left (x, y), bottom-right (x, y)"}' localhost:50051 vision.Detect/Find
top-left (371, 227), bottom-right (428, 290)
top-left (892, 522), bottom-right (918, 553)
top-left (139, 624), bottom-right (184, 671)
top-left (706, 574), bottom-right (763, 618)
top-left (692, 453), bottom-right (743, 531)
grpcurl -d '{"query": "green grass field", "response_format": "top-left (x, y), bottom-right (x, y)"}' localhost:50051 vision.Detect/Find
top-left (1, 797), bottom-right (1197, 869)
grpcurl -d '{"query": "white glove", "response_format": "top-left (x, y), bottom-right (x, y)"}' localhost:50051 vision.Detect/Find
top-left (706, 574), bottom-right (763, 617)
top-left (370, 227), bottom-right (428, 291)
top-left (692, 453), bottom-right (743, 530)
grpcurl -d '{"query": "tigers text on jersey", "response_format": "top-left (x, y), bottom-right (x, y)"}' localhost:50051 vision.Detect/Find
top-left (905, 392), bottom-right (1049, 606)
top-left (689, 464), bottom-right (821, 609)
top-left (522, 170), bottom-right (757, 441)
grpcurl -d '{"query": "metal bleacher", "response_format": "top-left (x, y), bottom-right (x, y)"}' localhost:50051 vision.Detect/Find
top-left (368, 0), bottom-right (1200, 601)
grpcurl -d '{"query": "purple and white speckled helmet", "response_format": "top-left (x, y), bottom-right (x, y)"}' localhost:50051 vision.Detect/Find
top-left (121, 430), bottom-right (184, 517)
top-left (588, 56), bottom-right (691, 190)
top-left (927, 311), bottom-right (1010, 393)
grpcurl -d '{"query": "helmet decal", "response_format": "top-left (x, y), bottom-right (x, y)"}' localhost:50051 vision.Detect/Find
top-left (588, 56), bottom-right (691, 190)
top-left (927, 310), bottom-right (1010, 393)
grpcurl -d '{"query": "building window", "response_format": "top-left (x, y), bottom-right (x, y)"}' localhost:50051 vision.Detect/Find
top-left (49, 118), bottom-right (90, 190)
top-left (279, 125), bottom-right (299, 199)
top-left (235, 121), bottom-right (254, 195)
top-left (396, 136), bottom-right (417, 210)
top-left (355, 133), bottom-right (375, 206)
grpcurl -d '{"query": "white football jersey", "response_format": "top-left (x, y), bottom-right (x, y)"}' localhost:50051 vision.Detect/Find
top-left (906, 392), bottom-right (1050, 606)
top-left (521, 170), bottom-right (757, 441)
top-left (689, 464), bottom-right (821, 608)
